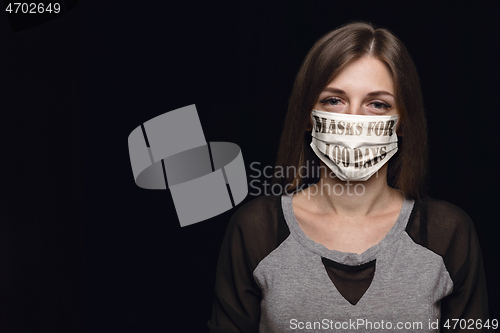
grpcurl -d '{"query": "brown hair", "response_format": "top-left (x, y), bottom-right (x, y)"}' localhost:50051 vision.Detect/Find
top-left (272, 21), bottom-right (427, 199)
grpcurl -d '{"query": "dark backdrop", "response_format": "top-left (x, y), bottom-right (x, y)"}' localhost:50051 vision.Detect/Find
top-left (0, 1), bottom-right (83, 332)
top-left (87, 1), bottom-right (499, 332)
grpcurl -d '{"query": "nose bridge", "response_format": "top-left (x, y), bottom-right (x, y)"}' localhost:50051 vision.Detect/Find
top-left (345, 98), bottom-right (364, 115)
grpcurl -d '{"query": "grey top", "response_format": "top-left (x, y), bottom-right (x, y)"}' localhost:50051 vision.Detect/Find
top-left (254, 194), bottom-right (450, 332)
top-left (208, 194), bottom-right (490, 332)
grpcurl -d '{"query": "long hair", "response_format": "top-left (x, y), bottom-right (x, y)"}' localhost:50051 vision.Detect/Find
top-left (272, 22), bottom-right (427, 199)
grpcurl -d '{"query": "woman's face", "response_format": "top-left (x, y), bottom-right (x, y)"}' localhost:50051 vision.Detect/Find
top-left (313, 55), bottom-right (399, 117)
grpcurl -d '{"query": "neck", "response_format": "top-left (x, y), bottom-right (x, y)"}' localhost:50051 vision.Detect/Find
top-left (302, 162), bottom-right (400, 217)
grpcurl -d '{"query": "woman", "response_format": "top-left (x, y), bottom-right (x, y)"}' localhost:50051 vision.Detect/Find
top-left (208, 22), bottom-right (490, 332)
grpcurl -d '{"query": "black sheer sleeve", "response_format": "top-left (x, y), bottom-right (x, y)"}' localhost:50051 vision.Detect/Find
top-left (207, 195), bottom-right (289, 333)
top-left (406, 198), bottom-right (490, 332)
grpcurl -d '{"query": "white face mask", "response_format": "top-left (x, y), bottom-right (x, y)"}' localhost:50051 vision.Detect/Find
top-left (310, 109), bottom-right (399, 181)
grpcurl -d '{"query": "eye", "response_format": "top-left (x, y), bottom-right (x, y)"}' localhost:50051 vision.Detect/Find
top-left (320, 97), bottom-right (343, 106)
top-left (369, 101), bottom-right (392, 110)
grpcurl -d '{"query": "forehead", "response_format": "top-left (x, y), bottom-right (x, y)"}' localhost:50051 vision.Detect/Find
top-left (326, 56), bottom-right (394, 93)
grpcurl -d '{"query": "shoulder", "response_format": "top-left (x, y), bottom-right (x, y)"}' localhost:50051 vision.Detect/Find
top-left (407, 196), bottom-right (479, 261)
top-left (223, 194), bottom-right (283, 246)
top-left (221, 194), bottom-right (284, 271)
top-left (422, 198), bottom-right (488, 300)
top-left (421, 197), bottom-right (482, 274)
top-left (424, 197), bottom-right (475, 236)
top-left (229, 194), bottom-right (281, 227)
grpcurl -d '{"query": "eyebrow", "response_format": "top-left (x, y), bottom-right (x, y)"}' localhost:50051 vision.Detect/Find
top-left (322, 87), bottom-right (394, 98)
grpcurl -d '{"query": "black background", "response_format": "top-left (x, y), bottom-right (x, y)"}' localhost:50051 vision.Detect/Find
top-left (0, 1), bottom-right (83, 332)
top-left (25, 0), bottom-right (494, 332)
top-left (86, 1), bottom-right (499, 332)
